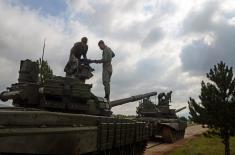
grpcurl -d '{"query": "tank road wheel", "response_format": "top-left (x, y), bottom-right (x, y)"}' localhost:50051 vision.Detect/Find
top-left (134, 141), bottom-right (147, 155)
top-left (182, 130), bottom-right (185, 139)
top-left (175, 130), bottom-right (180, 141)
top-left (171, 130), bottom-right (186, 142)
top-left (124, 142), bottom-right (143, 155)
top-left (178, 131), bottom-right (181, 139)
top-left (140, 141), bottom-right (147, 155)
top-left (172, 130), bottom-right (177, 142)
top-left (162, 127), bottom-right (176, 143)
top-left (174, 130), bottom-right (185, 142)
top-left (178, 130), bottom-right (185, 140)
top-left (181, 130), bottom-right (184, 138)
top-left (178, 131), bottom-right (182, 140)
top-left (89, 142), bottom-right (147, 155)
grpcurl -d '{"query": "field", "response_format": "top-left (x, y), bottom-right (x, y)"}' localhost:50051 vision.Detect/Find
top-left (170, 135), bottom-right (235, 155)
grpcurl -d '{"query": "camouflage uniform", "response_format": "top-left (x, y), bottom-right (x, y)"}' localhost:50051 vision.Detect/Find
top-left (97, 46), bottom-right (114, 99)
top-left (64, 42), bottom-right (88, 77)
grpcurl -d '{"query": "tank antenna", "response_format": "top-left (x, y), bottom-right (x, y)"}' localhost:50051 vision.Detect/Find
top-left (40, 38), bottom-right (46, 83)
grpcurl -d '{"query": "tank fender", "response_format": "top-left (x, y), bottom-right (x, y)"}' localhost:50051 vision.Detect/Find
top-left (160, 122), bottom-right (187, 131)
top-left (159, 123), bottom-right (180, 131)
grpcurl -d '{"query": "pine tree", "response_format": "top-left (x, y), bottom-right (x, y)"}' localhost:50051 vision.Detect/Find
top-left (188, 61), bottom-right (235, 155)
top-left (37, 58), bottom-right (53, 83)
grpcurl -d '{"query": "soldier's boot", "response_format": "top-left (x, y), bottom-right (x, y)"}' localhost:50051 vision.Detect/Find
top-left (104, 83), bottom-right (110, 101)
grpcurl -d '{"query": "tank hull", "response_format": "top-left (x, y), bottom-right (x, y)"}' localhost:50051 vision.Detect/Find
top-left (0, 127), bottom-right (97, 154)
top-left (0, 108), bottom-right (148, 155)
top-left (137, 117), bottom-right (187, 143)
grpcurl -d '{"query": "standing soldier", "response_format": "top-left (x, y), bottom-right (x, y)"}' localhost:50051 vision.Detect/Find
top-left (92, 40), bottom-right (115, 101)
top-left (64, 37), bottom-right (88, 77)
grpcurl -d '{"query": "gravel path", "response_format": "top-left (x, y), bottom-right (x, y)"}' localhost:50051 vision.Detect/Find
top-left (144, 125), bottom-right (208, 155)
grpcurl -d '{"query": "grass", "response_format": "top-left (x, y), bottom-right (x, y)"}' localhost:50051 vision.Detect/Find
top-left (170, 135), bottom-right (235, 155)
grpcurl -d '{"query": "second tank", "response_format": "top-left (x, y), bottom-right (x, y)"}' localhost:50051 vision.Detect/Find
top-left (110, 91), bottom-right (187, 143)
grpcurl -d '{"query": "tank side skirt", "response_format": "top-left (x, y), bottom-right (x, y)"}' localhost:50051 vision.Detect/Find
top-left (0, 126), bottom-right (98, 154)
top-left (97, 119), bottom-right (148, 153)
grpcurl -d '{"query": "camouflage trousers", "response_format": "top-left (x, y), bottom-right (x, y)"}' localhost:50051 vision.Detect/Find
top-left (102, 69), bottom-right (112, 99)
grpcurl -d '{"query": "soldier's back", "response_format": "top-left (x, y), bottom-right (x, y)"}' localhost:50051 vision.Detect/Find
top-left (71, 42), bottom-right (87, 59)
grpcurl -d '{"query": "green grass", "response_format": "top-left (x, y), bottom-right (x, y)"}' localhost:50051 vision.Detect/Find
top-left (170, 135), bottom-right (235, 155)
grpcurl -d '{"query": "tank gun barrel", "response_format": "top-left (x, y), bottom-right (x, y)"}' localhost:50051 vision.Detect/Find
top-left (175, 106), bottom-right (186, 113)
top-left (110, 92), bottom-right (157, 108)
top-left (0, 90), bottom-right (21, 102)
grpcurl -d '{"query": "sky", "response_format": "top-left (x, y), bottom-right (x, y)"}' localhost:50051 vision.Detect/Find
top-left (0, 0), bottom-right (235, 116)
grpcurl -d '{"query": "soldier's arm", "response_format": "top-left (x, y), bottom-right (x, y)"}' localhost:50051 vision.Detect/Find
top-left (82, 45), bottom-right (88, 59)
top-left (95, 49), bottom-right (111, 63)
top-left (95, 56), bottom-right (109, 63)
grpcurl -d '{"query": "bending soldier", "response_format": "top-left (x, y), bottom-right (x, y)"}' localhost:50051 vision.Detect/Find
top-left (92, 40), bottom-right (115, 101)
top-left (64, 37), bottom-right (88, 77)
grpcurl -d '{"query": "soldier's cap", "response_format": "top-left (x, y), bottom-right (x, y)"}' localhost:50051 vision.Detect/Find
top-left (81, 37), bottom-right (88, 43)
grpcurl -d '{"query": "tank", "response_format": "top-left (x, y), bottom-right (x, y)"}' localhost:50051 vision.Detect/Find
top-left (0, 59), bottom-right (157, 155)
top-left (110, 91), bottom-right (187, 143)
top-left (137, 91), bottom-right (187, 143)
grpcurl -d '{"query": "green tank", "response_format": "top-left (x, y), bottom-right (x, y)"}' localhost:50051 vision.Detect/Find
top-left (0, 59), bottom-right (157, 155)
top-left (137, 92), bottom-right (187, 143)
top-left (110, 91), bottom-right (187, 143)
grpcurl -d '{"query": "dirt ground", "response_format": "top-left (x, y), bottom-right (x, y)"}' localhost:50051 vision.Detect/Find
top-left (144, 125), bottom-right (208, 155)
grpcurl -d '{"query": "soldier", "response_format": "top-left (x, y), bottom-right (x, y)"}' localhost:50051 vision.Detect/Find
top-left (92, 40), bottom-right (115, 101)
top-left (165, 91), bottom-right (172, 103)
top-left (158, 92), bottom-right (165, 105)
top-left (64, 37), bottom-right (88, 77)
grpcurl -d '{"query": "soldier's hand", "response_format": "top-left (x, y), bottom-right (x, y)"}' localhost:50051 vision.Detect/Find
top-left (94, 60), bottom-right (100, 63)
top-left (89, 60), bottom-right (98, 63)
top-left (86, 59), bottom-right (92, 63)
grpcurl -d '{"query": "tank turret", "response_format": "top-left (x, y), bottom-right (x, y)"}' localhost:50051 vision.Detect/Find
top-left (0, 59), bottom-right (158, 117)
top-left (136, 91), bottom-right (186, 118)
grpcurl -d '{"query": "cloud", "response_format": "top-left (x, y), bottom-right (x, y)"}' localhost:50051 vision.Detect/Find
top-left (182, 1), bottom-right (219, 34)
top-left (2, 0), bottom-right (231, 116)
top-left (180, 0), bottom-right (235, 75)
top-left (66, 0), bottom-right (175, 43)
top-left (180, 39), bottom-right (216, 75)
top-left (9, 0), bottom-right (68, 17)
top-left (0, 1), bottom-right (74, 98)
top-left (141, 27), bottom-right (164, 48)
top-left (0, 2), bottom-right (67, 57)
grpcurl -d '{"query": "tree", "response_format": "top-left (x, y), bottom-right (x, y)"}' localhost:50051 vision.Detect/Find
top-left (37, 58), bottom-right (53, 83)
top-left (188, 61), bottom-right (235, 155)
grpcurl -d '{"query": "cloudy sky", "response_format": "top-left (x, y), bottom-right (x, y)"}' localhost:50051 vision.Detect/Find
top-left (0, 0), bottom-right (235, 116)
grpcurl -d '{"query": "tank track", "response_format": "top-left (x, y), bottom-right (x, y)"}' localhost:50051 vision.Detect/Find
top-left (162, 126), bottom-right (185, 143)
top-left (84, 141), bottom-right (147, 155)
top-left (0, 142), bottom-right (147, 155)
